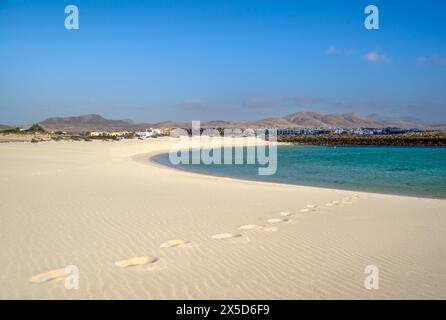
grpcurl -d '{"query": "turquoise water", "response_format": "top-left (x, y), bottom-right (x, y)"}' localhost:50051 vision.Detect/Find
top-left (153, 146), bottom-right (446, 199)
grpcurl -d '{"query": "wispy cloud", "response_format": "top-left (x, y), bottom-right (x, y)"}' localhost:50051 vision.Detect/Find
top-left (417, 55), bottom-right (446, 68)
top-left (326, 46), bottom-right (341, 55)
top-left (362, 51), bottom-right (389, 64)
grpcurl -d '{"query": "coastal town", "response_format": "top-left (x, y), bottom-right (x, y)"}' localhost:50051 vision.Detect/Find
top-left (1, 121), bottom-right (445, 146)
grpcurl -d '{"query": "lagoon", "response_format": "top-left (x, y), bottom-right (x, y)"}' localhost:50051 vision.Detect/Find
top-left (153, 145), bottom-right (446, 199)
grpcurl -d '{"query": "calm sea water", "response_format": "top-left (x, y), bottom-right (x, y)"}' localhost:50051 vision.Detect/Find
top-left (153, 146), bottom-right (446, 199)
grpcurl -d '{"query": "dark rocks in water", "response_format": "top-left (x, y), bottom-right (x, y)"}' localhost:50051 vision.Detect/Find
top-left (277, 132), bottom-right (446, 146)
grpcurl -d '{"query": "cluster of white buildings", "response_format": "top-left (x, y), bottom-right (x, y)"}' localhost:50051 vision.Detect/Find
top-left (135, 128), bottom-right (162, 138)
top-left (274, 127), bottom-right (423, 136)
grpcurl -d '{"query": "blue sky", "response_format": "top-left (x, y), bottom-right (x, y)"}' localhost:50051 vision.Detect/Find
top-left (1, 0), bottom-right (445, 124)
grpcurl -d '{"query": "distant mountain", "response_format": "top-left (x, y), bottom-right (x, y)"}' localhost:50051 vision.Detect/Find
top-left (367, 114), bottom-right (424, 128)
top-left (201, 120), bottom-right (236, 127)
top-left (39, 114), bottom-right (138, 131)
top-left (242, 117), bottom-right (300, 128)
top-left (150, 121), bottom-right (189, 129)
top-left (277, 112), bottom-right (421, 128)
top-left (151, 120), bottom-right (240, 129)
top-left (429, 123), bottom-right (446, 131)
top-left (199, 112), bottom-right (433, 129)
top-left (0, 124), bottom-right (12, 130)
top-left (35, 112), bottom-right (445, 132)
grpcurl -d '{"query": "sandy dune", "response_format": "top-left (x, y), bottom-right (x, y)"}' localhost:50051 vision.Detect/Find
top-left (0, 138), bottom-right (446, 299)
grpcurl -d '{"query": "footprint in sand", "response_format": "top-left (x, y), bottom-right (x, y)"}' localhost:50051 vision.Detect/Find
top-left (159, 239), bottom-right (192, 248)
top-left (239, 224), bottom-right (265, 230)
top-left (332, 200), bottom-right (340, 206)
top-left (300, 205), bottom-right (318, 213)
top-left (29, 268), bottom-right (68, 284)
top-left (212, 233), bottom-right (241, 240)
top-left (260, 226), bottom-right (279, 232)
top-left (211, 233), bottom-right (250, 243)
top-left (279, 211), bottom-right (293, 217)
top-left (239, 224), bottom-right (278, 232)
top-left (267, 218), bottom-right (289, 224)
top-left (115, 256), bottom-right (159, 268)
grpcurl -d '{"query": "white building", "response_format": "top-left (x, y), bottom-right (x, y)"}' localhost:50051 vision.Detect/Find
top-left (136, 128), bottom-right (162, 138)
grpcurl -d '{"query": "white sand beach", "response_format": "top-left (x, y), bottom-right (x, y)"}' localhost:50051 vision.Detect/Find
top-left (0, 138), bottom-right (446, 299)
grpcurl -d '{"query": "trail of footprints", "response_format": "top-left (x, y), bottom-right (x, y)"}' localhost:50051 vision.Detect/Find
top-left (29, 193), bottom-right (360, 283)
